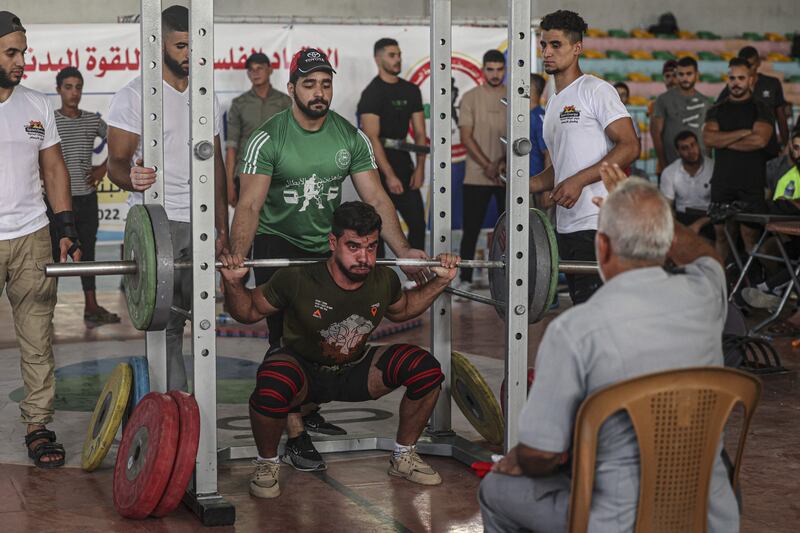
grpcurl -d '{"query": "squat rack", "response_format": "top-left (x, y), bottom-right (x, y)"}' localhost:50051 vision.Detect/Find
top-left (138, 0), bottom-right (532, 526)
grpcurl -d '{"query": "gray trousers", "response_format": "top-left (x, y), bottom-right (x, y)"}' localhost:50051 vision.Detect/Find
top-left (479, 471), bottom-right (570, 533)
top-left (166, 221), bottom-right (191, 391)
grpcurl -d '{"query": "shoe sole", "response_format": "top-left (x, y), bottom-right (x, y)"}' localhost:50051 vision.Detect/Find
top-left (249, 481), bottom-right (281, 499)
top-left (387, 467), bottom-right (442, 486)
top-left (281, 454), bottom-right (327, 472)
top-left (305, 424), bottom-right (347, 436)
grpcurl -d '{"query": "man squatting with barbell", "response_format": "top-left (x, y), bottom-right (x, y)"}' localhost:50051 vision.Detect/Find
top-left (227, 48), bottom-right (429, 471)
top-left (220, 201), bottom-right (459, 498)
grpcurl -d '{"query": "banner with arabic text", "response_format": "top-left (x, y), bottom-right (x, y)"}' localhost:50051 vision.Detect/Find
top-left (22, 23), bottom-right (510, 241)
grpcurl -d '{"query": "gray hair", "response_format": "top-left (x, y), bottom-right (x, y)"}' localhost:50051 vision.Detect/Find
top-left (597, 178), bottom-right (674, 262)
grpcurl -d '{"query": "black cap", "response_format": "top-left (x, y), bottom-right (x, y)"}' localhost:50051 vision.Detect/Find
top-left (0, 11), bottom-right (25, 39)
top-left (289, 48), bottom-right (336, 83)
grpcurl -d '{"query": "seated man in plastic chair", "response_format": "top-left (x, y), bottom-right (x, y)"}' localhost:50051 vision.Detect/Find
top-left (479, 164), bottom-right (740, 532)
top-left (220, 201), bottom-right (459, 498)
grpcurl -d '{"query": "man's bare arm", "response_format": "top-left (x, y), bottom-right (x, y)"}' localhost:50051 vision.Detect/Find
top-left (106, 126), bottom-right (139, 190)
top-left (361, 113), bottom-right (403, 193)
top-left (410, 110), bottom-right (428, 183)
top-left (530, 164), bottom-right (555, 193)
top-left (221, 273), bottom-right (279, 323)
top-left (650, 115), bottom-right (667, 171)
top-left (384, 259), bottom-right (457, 322)
top-left (352, 169), bottom-right (412, 255)
top-left (230, 173), bottom-right (272, 260)
top-left (213, 135), bottom-right (230, 250)
top-left (702, 120), bottom-right (751, 149)
top-left (668, 221), bottom-right (723, 268)
top-left (460, 125), bottom-right (493, 170)
top-left (775, 104), bottom-right (789, 146)
top-left (727, 121), bottom-right (773, 151)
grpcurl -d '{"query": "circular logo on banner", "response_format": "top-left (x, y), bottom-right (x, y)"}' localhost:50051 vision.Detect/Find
top-left (407, 53), bottom-right (485, 163)
top-left (335, 149), bottom-right (351, 170)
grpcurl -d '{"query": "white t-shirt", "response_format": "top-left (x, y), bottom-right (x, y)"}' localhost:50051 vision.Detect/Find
top-left (543, 75), bottom-right (630, 233)
top-left (0, 85), bottom-right (61, 240)
top-left (106, 77), bottom-right (221, 223)
top-left (660, 156), bottom-right (714, 213)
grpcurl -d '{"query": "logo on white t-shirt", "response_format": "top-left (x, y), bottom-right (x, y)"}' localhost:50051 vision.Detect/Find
top-left (335, 149), bottom-right (351, 170)
top-left (24, 120), bottom-right (45, 141)
top-left (559, 105), bottom-right (581, 124)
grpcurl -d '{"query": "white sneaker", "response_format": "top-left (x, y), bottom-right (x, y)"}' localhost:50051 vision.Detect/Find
top-left (388, 448), bottom-right (442, 486)
top-left (249, 459), bottom-right (281, 498)
top-left (741, 287), bottom-right (782, 310)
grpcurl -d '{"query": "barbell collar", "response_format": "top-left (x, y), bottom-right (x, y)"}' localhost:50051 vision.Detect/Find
top-left (558, 260), bottom-right (601, 275)
top-left (44, 261), bottom-right (137, 277)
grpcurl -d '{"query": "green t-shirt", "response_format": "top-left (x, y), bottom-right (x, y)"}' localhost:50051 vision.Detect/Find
top-left (260, 262), bottom-right (402, 365)
top-left (240, 109), bottom-right (378, 253)
top-left (773, 166), bottom-right (800, 200)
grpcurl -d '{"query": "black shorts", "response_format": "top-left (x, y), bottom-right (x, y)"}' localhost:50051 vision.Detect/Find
top-left (267, 346), bottom-right (379, 406)
top-left (710, 182), bottom-right (768, 214)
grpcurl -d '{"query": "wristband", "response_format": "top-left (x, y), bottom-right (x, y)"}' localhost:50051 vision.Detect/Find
top-left (53, 210), bottom-right (82, 258)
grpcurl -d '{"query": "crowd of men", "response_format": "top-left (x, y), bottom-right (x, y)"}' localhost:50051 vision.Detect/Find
top-left (0, 4), bottom-right (797, 529)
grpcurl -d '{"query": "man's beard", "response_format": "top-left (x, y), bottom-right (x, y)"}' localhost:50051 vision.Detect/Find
top-left (679, 81), bottom-right (694, 91)
top-left (383, 61), bottom-right (401, 75)
top-left (294, 92), bottom-right (330, 119)
top-left (0, 65), bottom-right (21, 89)
top-left (486, 77), bottom-right (503, 87)
top-left (335, 256), bottom-right (371, 282)
top-left (164, 51), bottom-right (189, 79)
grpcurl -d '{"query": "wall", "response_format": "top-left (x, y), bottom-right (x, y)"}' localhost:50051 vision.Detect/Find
top-left (3, 0), bottom-right (799, 36)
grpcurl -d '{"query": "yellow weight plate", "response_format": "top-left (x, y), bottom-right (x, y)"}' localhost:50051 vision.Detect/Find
top-left (82, 363), bottom-right (132, 472)
top-left (451, 351), bottom-right (504, 445)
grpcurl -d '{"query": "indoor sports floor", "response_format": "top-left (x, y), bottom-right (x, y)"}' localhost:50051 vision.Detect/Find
top-left (0, 247), bottom-right (797, 532)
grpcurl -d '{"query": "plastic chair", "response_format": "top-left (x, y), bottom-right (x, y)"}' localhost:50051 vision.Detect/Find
top-left (567, 367), bottom-right (761, 533)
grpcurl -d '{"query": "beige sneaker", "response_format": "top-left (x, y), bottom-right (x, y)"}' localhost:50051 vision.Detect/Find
top-left (388, 448), bottom-right (442, 486)
top-left (249, 459), bottom-right (281, 498)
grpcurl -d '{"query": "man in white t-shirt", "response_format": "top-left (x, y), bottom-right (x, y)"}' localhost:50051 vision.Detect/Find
top-left (530, 10), bottom-right (640, 304)
top-left (107, 5), bottom-right (228, 391)
top-left (0, 11), bottom-right (81, 468)
top-left (660, 130), bottom-right (714, 238)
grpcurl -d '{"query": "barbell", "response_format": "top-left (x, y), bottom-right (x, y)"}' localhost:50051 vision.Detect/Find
top-left (44, 204), bottom-right (599, 330)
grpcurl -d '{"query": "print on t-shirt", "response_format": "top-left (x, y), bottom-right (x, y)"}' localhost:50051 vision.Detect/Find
top-left (283, 174), bottom-right (342, 212)
top-left (559, 105), bottom-right (580, 124)
top-left (25, 120), bottom-right (45, 141)
top-left (320, 313), bottom-right (374, 362)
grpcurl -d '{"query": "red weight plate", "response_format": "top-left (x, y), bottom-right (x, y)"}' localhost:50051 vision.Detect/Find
top-left (113, 392), bottom-right (179, 519)
top-left (151, 391), bottom-right (201, 517)
top-left (500, 367), bottom-right (535, 416)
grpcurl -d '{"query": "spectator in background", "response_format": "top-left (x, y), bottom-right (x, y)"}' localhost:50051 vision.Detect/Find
top-left (651, 57), bottom-right (711, 175)
top-left (226, 53), bottom-right (291, 206)
top-left (456, 49), bottom-right (507, 292)
top-left (659, 130), bottom-right (714, 239)
top-left (47, 67), bottom-right (118, 327)
top-left (703, 58), bottom-right (773, 260)
top-left (662, 59), bottom-right (678, 90)
top-left (741, 130), bottom-right (800, 310)
top-left (357, 38), bottom-right (427, 262)
top-left (718, 46), bottom-right (789, 151)
top-left (529, 9), bottom-right (640, 305)
top-left (614, 81), bottom-right (641, 139)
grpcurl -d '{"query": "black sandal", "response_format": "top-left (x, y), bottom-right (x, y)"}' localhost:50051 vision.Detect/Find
top-left (25, 429), bottom-right (66, 468)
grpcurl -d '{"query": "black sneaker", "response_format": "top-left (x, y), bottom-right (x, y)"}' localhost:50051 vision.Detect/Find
top-left (281, 432), bottom-right (326, 471)
top-left (303, 410), bottom-right (347, 436)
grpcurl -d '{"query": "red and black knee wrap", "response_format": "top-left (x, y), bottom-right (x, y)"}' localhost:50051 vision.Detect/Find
top-left (376, 344), bottom-right (444, 400)
top-left (249, 359), bottom-right (305, 418)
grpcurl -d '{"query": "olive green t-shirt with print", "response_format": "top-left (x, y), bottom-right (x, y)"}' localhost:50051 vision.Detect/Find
top-left (260, 262), bottom-right (402, 365)
top-left (240, 109), bottom-right (378, 253)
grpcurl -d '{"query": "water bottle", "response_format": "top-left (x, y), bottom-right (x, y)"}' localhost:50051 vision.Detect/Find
top-left (785, 180), bottom-right (796, 199)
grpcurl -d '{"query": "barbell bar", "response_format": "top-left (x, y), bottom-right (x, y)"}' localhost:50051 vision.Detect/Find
top-left (43, 204), bottom-right (598, 330)
top-left (43, 257), bottom-right (597, 278)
